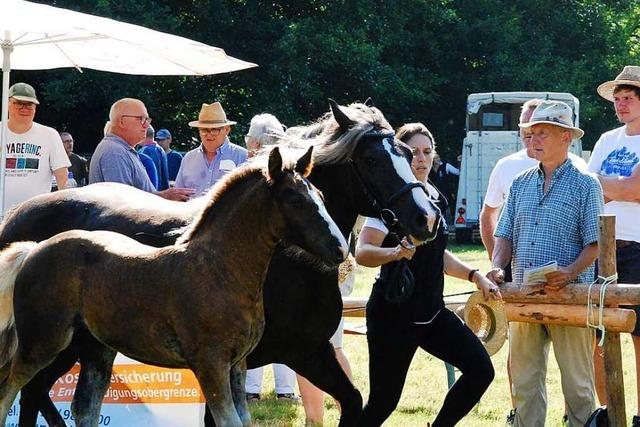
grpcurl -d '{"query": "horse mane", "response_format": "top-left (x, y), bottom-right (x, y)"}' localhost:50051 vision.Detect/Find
top-left (284, 102), bottom-right (393, 166)
top-left (177, 164), bottom-right (266, 245)
top-left (177, 156), bottom-right (298, 245)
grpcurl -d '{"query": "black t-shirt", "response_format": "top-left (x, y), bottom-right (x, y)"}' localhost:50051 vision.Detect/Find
top-left (366, 191), bottom-right (449, 331)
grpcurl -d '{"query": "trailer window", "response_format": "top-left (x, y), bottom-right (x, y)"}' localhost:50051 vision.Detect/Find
top-left (482, 113), bottom-right (504, 127)
top-left (468, 103), bottom-right (524, 131)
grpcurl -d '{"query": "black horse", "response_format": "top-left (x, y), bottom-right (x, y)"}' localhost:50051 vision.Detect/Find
top-left (0, 100), bottom-right (440, 426)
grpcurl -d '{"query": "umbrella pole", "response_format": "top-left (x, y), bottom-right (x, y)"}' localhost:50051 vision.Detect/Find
top-left (1, 32), bottom-right (11, 218)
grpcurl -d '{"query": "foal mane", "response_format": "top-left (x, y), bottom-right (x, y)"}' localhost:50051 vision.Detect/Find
top-left (176, 164), bottom-right (267, 245)
top-left (284, 102), bottom-right (393, 166)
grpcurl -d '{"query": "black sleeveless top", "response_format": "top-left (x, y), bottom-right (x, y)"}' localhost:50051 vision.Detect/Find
top-left (366, 190), bottom-right (449, 332)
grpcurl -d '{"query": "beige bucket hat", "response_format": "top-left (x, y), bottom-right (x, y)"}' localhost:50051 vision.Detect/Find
top-left (518, 100), bottom-right (584, 139)
top-left (597, 65), bottom-right (640, 102)
top-left (189, 102), bottom-right (237, 128)
top-left (463, 290), bottom-right (507, 356)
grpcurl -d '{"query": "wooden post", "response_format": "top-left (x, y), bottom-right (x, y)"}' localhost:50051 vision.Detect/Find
top-left (600, 215), bottom-right (626, 426)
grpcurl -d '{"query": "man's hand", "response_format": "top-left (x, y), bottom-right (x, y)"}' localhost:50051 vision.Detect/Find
top-left (544, 267), bottom-right (574, 291)
top-left (156, 187), bottom-right (195, 202)
top-left (486, 267), bottom-right (505, 284)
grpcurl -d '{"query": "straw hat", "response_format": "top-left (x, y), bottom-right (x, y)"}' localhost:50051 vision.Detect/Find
top-left (463, 290), bottom-right (507, 356)
top-left (597, 65), bottom-right (640, 102)
top-left (189, 102), bottom-right (237, 128)
top-left (518, 100), bottom-right (584, 139)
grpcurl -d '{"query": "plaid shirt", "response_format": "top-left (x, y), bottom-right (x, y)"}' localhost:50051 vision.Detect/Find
top-left (495, 159), bottom-right (603, 285)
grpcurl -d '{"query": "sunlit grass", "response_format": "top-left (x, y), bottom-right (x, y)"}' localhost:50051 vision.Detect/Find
top-left (250, 243), bottom-right (639, 426)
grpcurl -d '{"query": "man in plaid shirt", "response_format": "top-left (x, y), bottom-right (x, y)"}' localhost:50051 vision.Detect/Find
top-left (489, 100), bottom-right (604, 427)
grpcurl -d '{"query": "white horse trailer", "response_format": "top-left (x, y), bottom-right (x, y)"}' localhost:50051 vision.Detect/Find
top-left (454, 92), bottom-right (583, 243)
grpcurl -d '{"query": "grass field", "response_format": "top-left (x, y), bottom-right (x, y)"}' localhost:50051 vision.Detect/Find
top-left (248, 243), bottom-right (639, 426)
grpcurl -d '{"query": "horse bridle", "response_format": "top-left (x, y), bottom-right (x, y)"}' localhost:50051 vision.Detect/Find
top-left (348, 130), bottom-right (426, 237)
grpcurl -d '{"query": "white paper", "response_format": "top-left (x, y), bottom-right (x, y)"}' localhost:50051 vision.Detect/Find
top-left (523, 260), bottom-right (558, 284)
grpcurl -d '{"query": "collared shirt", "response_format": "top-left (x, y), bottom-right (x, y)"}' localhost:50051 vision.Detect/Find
top-left (495, 159), bottom-right (603, 285)
top-left (174, 139), bottom-right (247, 198)
top-left (88, 134), bottom-right (156, 192)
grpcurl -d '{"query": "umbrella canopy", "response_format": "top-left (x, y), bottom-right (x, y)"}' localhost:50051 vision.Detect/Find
top-left (0, 0), bottom-right (257, 75)
top-left (0, 0), bottom-right (257, 214)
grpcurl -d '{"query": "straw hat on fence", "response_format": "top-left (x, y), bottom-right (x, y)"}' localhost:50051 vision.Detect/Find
top-left (463, 290), bottom-right (507, 356)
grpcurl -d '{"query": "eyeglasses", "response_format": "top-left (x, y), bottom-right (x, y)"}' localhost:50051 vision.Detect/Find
top-left (62, 139), bottom-right (73, 144)
top-left (199, 128), bottom-right (223, 135)
top-left (11, 101), bottom-right (36, 110)
top-left (121, 115), bottom-right (152, 125)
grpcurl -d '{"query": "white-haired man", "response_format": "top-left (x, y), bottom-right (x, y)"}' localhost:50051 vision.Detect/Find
top-left (89, 98), bottom-right (193, 201)
top-left (489, 101), bottom-right (603, 427)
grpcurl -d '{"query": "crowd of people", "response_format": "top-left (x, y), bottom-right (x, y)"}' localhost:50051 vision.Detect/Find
top-left (2, 64), bottom-right (640, 426)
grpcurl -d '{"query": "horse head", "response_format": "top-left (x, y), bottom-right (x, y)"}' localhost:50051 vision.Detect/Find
top-left (325, 99), bottom-right (441, 243)
top-left (268, 146), bottom-right (348, 266)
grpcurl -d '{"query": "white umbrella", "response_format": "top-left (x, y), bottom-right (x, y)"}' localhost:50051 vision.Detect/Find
top-left (0, 0), bottom-right (257, 213)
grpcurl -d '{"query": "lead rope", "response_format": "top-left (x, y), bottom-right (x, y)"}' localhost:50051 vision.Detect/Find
top-left (586, 273), bottom-right (618, 346)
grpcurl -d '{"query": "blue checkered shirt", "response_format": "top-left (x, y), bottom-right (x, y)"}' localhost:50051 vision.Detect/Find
top-left (495, 159), bottom-right (603, 285)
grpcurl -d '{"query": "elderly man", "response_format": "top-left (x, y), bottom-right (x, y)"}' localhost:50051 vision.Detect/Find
top-left (3, 82), bottom-right (70, 214)
top-left (174, 102), bottom-right (247, 197)
top-left (489, 101), bottom-right (603, 427)
top-left (155, 128), bottom-right (183, 182)
top-left (589, 65), bottom-right (640, 427)
top-left (60, 132), bottom-right (88, 186)
top-left (89, 98), bottom-right (193, 201)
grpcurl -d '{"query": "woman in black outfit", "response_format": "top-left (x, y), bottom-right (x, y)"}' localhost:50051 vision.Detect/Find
top-left (355, 123), bottom-right (502, 427)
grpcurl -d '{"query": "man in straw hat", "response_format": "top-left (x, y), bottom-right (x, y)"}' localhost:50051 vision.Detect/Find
top-left (589, 65), bottom-right (640, 426)
top-left (3, 82), bottom-right (70, 214)
top-left (89, 98), bottom-right (193, 201)
top-left (174, 102), bottom-right (247, 197)
top-left (489, 100), bottom-right (603, 426)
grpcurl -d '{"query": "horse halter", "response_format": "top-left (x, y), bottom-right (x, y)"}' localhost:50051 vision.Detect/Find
top-left (349, 131), bottom-right (426, 233)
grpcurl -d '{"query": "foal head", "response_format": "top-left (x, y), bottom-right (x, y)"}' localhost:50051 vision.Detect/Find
top-left (268, 147), bottom-right (347, 266)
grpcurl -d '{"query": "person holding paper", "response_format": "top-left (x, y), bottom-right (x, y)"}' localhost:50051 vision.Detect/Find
top-left (488, 101), bottom-right (603, 427)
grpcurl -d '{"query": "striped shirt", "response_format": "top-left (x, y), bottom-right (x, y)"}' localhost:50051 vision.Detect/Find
top-left (495, 159), bottom-right (603, 285)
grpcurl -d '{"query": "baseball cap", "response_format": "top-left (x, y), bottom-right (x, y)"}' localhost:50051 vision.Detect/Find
top-left (156, 128), bottom-right (172, 140)
top-left (8, 83), bottom-right (39, 105)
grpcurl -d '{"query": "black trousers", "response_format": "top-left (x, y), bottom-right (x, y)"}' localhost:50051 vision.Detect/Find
top-left (359, 309), bottom-right (494, 427)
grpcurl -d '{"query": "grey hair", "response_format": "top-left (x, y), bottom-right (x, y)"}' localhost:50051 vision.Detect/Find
top-left (103, 121), bottom-right (112, 136)
top-left (146, 125), bottom-right (155, 139)
top-left (247, 113), bottom-right (286, 146)
top-left (59, 132), bottom-right (72, 141)
top-left (108, 98), bottom-right (142, 122)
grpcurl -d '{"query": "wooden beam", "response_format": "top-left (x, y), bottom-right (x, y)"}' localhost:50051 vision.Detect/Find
top-left (499, 282), bottom-right (640, 306)
top-left (600, 215), bottom-right (626, 427)
top-left (504, 303), bottom-right (635, 332)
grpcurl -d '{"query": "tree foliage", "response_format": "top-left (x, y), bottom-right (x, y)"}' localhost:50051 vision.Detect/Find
top-left (11, 0), bottom-right (640, 159)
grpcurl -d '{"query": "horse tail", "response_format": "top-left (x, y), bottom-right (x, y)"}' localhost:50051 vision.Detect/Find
top-left (0, 241), bottom-right (37, 369)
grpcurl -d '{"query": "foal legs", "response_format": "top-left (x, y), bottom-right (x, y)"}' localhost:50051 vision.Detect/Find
top-left (19, 340), bottom-right (80, 427)
top-left (192, 354), bottom-right (244, 427)
top-left (71, 336), bottom-right (116, 427)
top-left (0, 331), bottom-right (74, 425)
top-left (289, 340), bottom-right (362, 427)
top-left (230, 360), bottom-right (251, 426)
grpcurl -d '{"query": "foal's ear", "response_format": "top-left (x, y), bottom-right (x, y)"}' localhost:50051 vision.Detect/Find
top-left (295, 146), bottom-right (314, 177)
top-left (268, 146), bottom-right (284, 181)
top-left (329, 98), bottom-right (353, 131)
top-left (364, 97), bottom-right (375, 107)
